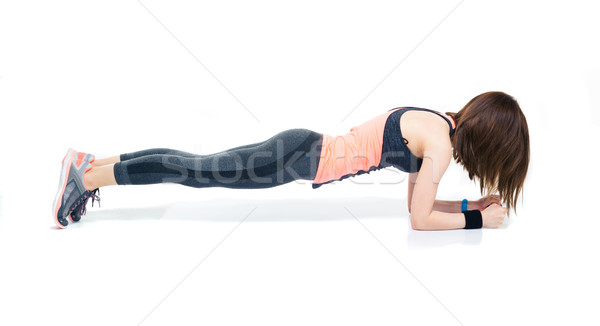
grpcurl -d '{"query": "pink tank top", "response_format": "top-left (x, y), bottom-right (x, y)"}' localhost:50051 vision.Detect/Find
top-left (312, 108), bottom-right (455, 187)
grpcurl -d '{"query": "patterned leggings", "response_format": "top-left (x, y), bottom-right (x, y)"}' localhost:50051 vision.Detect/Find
top-left (112, 128), bottom-right (323, 189)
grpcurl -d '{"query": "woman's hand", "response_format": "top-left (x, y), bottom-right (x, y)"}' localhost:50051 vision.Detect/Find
top-left (481, 203), bottom-right (507, 228)
top-left (473, 194), bottom-right (502, 210)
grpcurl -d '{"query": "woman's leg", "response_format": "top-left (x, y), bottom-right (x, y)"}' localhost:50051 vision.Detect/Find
top-left (92, 148), bottom-right (197, 167)
top-left (84, 164), bottom-right (118, 189)
top-left (92, 157), bottom-right (120, 167)
top-left (92, 143), bottom-right (265, 167)
top-left (84, 128), bottom-right (323, 190)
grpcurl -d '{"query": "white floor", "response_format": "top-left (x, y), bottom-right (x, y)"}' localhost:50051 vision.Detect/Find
top-left (1, 1), bottom-right (599, 325)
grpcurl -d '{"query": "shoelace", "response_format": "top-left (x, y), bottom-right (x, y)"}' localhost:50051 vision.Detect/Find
top-left (72, 188), bottom-right (101, 217)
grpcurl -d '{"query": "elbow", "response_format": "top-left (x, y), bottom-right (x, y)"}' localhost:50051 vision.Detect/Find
top-left (410, 214), bottom-right (428, 230)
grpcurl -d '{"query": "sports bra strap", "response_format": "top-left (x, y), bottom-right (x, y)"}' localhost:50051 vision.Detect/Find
top-left (388, 106), bottom-right (455, 136)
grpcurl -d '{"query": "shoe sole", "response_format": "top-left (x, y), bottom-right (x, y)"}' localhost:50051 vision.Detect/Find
top-left (53, 149), bottom-right (76, 229)
top-left (67, 152), bottom-right (95, 223)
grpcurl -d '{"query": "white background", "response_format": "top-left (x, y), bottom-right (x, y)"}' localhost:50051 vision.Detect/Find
top-left (1, 0), bottom-right (599, 325)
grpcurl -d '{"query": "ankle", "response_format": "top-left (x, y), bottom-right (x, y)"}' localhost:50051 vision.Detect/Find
top-left (83, 169), bottom-right (96, 191)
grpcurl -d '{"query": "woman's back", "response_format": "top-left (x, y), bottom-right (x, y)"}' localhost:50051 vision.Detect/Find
top-left (311, 107), bottom-right (455, 189)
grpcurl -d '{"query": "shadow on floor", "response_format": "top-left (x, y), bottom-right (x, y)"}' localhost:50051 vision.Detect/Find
top-left (83, 196), bottom-right (483, 248)
top-left (407, 228), bottom-right (482, 249)
top-left (84, 196), bottom-right (409, 222)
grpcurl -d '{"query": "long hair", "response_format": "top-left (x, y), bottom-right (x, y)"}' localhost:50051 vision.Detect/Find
top-left (446, 91), bottom-right (530, 216)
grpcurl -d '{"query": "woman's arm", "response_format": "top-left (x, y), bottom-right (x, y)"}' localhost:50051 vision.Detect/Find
top-left (408, 175), bottom-right (502, 214)
top-left (408, 176), bottom-right (463, 213)
top-left (408, 154), bottom-right (506, 229)
top-left (409, 148), bottom-right (468, 230)
top-left (432, 200), bottom-right (466, 213)
top-left (433, 196), bottom-right (501, 213)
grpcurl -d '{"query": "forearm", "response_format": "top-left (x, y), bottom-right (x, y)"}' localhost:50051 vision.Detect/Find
top-left (432, 199), bottom-right (474, 213)
top-left (411, 210), bottom-right (467, 230)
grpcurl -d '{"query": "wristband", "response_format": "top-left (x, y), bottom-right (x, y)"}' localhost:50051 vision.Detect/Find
top-left (463, 209), bottom-right (483, 229)
top-left (461, 199), bottom-right (468, 212)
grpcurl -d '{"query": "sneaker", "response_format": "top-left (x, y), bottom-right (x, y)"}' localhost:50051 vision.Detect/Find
top-left (70, 188), bottom-right (100, 222)
top-left (69, 151), bottom-right (98, 222)
top-left (61, 148), bottom-right (95, 166)
top-left (52, 149), bottom-right (96, 228)
top-left (53, 149), bottom-right (75, 228)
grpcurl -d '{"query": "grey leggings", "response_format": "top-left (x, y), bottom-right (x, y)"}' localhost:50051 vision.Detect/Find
top-left (113, 128), bottom-right (324, 189)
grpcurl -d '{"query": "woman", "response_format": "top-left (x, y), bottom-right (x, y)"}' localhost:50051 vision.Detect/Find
top-left (52, 91), bottom-right (530, 230)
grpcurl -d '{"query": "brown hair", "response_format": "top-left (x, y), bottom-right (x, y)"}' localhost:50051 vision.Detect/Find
top-left (446, 91), bottom-right (530, 216)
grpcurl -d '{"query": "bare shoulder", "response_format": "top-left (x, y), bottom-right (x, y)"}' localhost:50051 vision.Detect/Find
top-left (421, 121), bottom-right (452, 183)
top-left (400, 110), bottom-right (452, 159)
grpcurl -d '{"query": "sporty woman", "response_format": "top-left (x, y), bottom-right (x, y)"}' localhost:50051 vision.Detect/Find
top-left (52, 91), bottom-right (530, 230)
